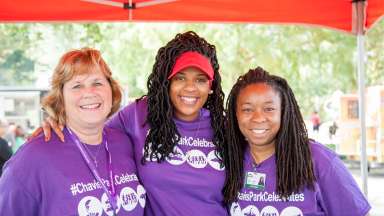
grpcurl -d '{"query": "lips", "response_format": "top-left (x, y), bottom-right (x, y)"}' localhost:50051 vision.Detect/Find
top-left (79, 103), bottom-right (101, 110)
top-left (251, 128), bottom-right (268, 135)
top-left (179, 96), bottom-right (199, 105)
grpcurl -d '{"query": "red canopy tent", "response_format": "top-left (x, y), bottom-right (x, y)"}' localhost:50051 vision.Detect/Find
top-left (1, 0), bottom-right (384, 196)
top-left (0, 0), bottom-right (383, 34)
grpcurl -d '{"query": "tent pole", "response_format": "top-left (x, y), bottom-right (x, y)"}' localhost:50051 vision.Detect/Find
top-left (357, 33), bottom-right (368, 196)
top-left (353, 0), bottom-right (368, 197)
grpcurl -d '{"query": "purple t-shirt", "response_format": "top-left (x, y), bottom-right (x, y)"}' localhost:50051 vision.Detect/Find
top-left (107, 98), bottom-right (228, 216)
top-left (230, 142), bottom-right (371, 216)
top-left (0, 128), bottom-right (145, 216)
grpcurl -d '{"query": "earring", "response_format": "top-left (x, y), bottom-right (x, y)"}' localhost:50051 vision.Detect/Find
top-left (209, 90), bottom-right (213, 94)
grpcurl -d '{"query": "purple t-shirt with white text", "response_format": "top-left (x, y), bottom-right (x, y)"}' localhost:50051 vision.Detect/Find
top-left (0, 128), bottom-right (145, 216)
top-left (107, 98), bottom-right (228, 216)
top-left (230, 142), bottom-right (371, 216)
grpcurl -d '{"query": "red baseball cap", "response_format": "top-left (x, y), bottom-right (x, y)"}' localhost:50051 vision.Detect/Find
top-left (168, 51), bottom-right (214, 81)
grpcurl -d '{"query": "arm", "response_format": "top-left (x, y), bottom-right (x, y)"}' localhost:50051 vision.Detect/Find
top-left (0, 168), bottom-right (39, 215)
top-left (106, 102), bottom-right (139, 135)
top-left (106, 109), bottom-right (128, 132)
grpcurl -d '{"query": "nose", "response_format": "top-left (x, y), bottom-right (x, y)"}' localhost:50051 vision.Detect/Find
top-left (251, 110), bottom-right (266, 123)
top-left (81, 86), bottom-right (97, 98)
top-left (183, 79), bottom-right (198, 92)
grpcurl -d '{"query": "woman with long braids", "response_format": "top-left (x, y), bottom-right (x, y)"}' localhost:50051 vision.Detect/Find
top-left (223, 67), bottom-right (370, 216)
top-left (107, 31), bottom-right (227, 215)
top-left (38, 31), bottom-right (227, 215)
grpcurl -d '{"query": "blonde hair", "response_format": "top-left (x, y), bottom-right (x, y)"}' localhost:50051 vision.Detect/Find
top-left (42, 48), bottom-right (122, 126)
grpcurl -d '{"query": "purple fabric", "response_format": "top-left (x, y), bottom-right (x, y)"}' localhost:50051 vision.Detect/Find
top-left (107, 98), bottom-right (228, 216)
top-left (0, 128), bottom-right (145, 216)
top-left (230, 142), bottom-right (371, 216)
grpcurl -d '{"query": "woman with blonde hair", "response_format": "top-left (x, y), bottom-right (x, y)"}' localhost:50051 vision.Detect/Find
top-left (0, 48), bottom-right (145, 216)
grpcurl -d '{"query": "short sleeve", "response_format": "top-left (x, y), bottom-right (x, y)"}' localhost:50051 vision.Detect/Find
top-left (317, 156), bottom-right (371, 216)
top-left (0, 165), bottom-right (39, 215)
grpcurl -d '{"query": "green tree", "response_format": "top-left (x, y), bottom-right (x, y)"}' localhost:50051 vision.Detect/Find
top-left (0, 24), bottom-right (36, 85)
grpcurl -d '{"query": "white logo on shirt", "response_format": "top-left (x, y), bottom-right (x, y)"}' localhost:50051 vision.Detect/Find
top-left (230, 203), bottom-right (303, 216)
top-left (207, 150), bottom-right (225, 171)
top-left (77, 186), bottom-right (146, 215)
top-left (78, 196), bottom-right (103, 216)
top-left (260, 205), bottom-right (279, 216)
top-left (101, 193), bottom-right (121, 216)
top-left (137, 185), bottom-right (146, 208)
top-left (280, 206), bottom-right (303, 216)
top-left (146, 142), bottom-right (224, 171)
top-left (120, 187), bottom-right (138, 211)
top-left (166, 146), bottom-right (186, 165)
top-left (186, 149), bottom-right (208, 168)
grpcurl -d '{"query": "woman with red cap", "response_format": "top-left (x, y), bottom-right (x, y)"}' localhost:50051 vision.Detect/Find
top-left (39, 31), bottom-right (228, 215)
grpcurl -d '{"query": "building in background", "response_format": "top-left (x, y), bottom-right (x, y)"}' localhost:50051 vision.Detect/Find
top-left (338, 86), bottom-right (384, 169)
top-left (0, 87), bottom-right (48, 135)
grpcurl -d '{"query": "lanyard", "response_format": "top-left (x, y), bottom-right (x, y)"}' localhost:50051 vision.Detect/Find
top-left (66, 126), bottom-right (118, 215)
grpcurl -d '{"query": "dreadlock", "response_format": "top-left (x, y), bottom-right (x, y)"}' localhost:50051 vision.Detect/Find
top-left (142, 31), bottom-right (225, 165)
top-left (223, 66), bottom-right (316, 203)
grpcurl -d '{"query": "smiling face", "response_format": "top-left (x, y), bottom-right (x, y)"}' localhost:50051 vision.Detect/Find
top-left (169, 67), bottom-right (211, 121)
top-left (236, 83), bottom-right (281, 149)
top-left (63, 68), bottom-right (112, 130)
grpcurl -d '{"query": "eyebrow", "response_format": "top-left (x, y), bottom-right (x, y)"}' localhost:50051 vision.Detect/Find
top-left (239, 100), bottom-right (277, 105)
top-left (264, 101), bottom-right (276, 104)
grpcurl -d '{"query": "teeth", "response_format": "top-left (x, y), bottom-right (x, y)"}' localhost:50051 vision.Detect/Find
top-left (80, 103), bottom-right (101, 109)
top-left (180, 96), bottom-right (197, 104)
top-left (252, 129), bottom-right (267, 134)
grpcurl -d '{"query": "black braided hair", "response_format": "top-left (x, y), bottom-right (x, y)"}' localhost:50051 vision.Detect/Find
top-left (141, 31), bottom-right (225, 165)
top-left (223, 66), bottom-right (315, 203)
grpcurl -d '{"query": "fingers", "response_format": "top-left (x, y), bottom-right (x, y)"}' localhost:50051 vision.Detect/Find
top-left (27, 127), bottom-right (43, 141)
top-left (47, 117), bottom-right (65, 142)
top-left (42, 120), bottom-right (52, 142)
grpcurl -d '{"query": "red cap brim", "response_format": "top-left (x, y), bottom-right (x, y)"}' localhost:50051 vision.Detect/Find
top-left (168, 51), bottom-right (214, 81)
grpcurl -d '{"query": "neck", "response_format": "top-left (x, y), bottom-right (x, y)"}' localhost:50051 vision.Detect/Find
top-left (249, 143), bottom-right (275, 164)
top-left (67, 122), bottom-right (103, 145)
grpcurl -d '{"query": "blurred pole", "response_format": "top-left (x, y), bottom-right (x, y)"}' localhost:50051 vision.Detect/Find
top-left (353, 0), bottom-right (368, 196)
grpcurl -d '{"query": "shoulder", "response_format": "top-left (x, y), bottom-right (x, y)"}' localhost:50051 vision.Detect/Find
top-left (310, 140), bottom-right (350, 180)
top-left (2, 133), bottom-right (62, 179)
top-left (310, 141), bottom-right (337, 163)
top-left (310, 141), bottom-right (338, 174)
top-left (120, 97), bottom-right (148, 115)
top-left (12, 133), bottom-right (58, 159)
top-left (107, 98), bottom-right (148, 131)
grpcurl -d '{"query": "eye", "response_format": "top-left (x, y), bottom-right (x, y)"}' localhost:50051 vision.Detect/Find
top-left (196, 77), bottom-right (209, 83)
top-left (265, 107), bottom-right (275, 112)
top-left (173, 75), bottom-right (185, 81)
top-left (93, 82), bottom-right (103, 86)
top-left (241, 108), bottom-right (253, 113)
top-left (72, 84), bottom-right (82, 89)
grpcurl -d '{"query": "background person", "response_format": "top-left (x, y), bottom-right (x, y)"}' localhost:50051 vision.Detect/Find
top-left (310, 111), bottom-right (321, 133)
top-left (0, 48), bottom-right (145, 216)
top-left (0, 120), bottom-right (12, 176)
top-left (223, 67), bottom-right (370, 216)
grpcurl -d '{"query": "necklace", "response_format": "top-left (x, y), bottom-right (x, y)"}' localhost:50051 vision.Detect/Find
top-left (82, 142), bottom-right (103, 167)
